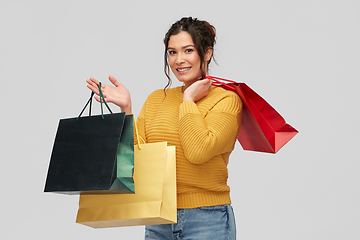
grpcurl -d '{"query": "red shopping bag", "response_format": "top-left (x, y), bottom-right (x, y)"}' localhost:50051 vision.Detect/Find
top-left (206, 76), bottom-right (298, 153)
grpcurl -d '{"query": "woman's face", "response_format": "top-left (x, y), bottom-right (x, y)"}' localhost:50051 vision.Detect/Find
top-left (167, 31), bottom-right (203, 88)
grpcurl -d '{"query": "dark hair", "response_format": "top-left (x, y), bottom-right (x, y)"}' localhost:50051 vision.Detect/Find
top-left (163, 17), bottom-right (216, 90)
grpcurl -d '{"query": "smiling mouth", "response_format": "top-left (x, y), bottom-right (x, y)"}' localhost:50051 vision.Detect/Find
top-left (177, 67), bottom-right (191, 72)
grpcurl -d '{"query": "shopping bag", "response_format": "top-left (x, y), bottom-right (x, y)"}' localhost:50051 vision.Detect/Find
top-left (44, 83), bottom-right (134, 194)
top-left (76, 117), bottom-right (177, 228)
top-left (207, 76), bottom-right (298, 153)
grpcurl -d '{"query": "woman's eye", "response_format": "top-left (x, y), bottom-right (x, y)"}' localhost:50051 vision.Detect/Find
top-left (185, 49), bottom-right (194, 53)
top-left (168, 50), bottom-right (176, 55)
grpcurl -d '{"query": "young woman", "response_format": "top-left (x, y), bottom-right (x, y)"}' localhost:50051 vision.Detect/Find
top-left (86, 17), bottom-right (242, 240)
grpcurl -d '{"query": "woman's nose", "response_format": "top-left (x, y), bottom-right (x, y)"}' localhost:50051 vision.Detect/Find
top-left (175, 53), bottom-right (185, 65)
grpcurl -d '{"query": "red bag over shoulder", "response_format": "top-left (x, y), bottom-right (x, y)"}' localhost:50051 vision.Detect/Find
top-left (206, 76), bottom-right (298, 154)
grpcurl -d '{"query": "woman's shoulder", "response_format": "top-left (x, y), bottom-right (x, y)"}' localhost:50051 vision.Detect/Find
top-left (209, 86), bottom-right (241, 100)
top-left (205, 86), bottom-right (242, 112)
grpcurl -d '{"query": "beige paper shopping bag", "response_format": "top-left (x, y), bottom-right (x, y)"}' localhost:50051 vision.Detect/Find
top-left (76, 117), bottom-right (176, 228)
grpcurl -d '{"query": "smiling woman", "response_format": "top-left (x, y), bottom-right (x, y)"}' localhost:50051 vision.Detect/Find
top-left (86, 17), bottom-right (241, 240)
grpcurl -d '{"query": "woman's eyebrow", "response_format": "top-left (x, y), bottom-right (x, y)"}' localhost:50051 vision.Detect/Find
top-left (167, 45), bottom-right (195, 50)
top-left (182, 45), bottom-right (195, 49)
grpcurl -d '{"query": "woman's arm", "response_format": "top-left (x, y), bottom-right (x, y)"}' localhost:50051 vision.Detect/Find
top-left (179, 93), bottom-right (242, 164)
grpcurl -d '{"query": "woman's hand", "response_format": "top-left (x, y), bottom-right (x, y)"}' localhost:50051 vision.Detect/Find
top-left (86, 75), bottom-right (132, 114)
top-left (183, 78), bottom-right (212, 102)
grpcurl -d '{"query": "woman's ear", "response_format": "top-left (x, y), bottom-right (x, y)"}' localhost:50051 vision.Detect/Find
top-left (205, 47), bottom-right (213, 62)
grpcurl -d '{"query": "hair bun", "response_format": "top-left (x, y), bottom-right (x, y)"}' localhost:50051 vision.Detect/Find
top-left (203, 20), bottom-right (216, 44)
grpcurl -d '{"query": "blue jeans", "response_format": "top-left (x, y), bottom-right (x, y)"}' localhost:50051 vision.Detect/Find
top-left (145, 204), bottom-right (236, 240)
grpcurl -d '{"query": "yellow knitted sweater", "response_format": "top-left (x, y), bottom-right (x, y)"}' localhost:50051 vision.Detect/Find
top-left (136, 85), bottom-right (242, 209)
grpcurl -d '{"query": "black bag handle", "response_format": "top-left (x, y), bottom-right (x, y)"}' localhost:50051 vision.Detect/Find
top-left (77, 82), bottom-right (113, 121)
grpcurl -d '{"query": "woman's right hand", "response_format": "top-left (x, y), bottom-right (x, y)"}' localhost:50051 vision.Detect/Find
top-left (86, 75), bottom-right (132, 114)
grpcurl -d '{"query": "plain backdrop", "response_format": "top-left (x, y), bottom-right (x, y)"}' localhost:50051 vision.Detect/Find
top-left (1, 0), bottom-right (359, 239)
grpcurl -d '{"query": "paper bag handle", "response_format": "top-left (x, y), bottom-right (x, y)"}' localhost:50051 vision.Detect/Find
top-left (206, 76), bottom-right (237, 91)
top-left (77, 82), bottom-right (113, 121)
top-left (205, 75), bottom-right (237, 84)
top-left (133, 115), bottom-right (145, 150)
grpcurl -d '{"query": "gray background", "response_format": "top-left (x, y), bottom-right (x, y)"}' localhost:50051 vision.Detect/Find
top-left (1, 0), bottom-right (359, 239)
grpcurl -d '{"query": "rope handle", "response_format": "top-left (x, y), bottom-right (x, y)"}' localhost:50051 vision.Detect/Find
top-left (77, 82), bottom-right (113, 121)
top-left (206, 76), bottom-right (237, 91)
top-left (205, 75), bottom-right (237, 84)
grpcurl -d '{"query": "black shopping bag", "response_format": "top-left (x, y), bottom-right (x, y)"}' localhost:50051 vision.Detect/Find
top-left (44, 83), bottom-right (134, 194)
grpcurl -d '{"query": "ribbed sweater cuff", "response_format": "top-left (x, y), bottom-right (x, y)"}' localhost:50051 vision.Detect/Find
top-left (179, 101), bottom-right (200, 119)
top-left (177, 191), bottom-right (231, 209)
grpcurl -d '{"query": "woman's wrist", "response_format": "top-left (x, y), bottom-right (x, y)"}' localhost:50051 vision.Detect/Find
top-left (121, 106), bottom-right (132, 115)
top-left (183, 94), bottom-right (194, 102)
top-left (120, 102), bottom-right (132, 115)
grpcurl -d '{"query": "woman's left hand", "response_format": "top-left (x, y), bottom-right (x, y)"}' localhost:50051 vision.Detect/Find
top-left (86, 75), bottom-right (132, 114)
top-left (183, 78), bottom-right (212, 102)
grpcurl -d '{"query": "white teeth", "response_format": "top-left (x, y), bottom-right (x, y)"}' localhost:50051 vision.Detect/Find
top-left (177, 67), bottom-right (191, 72)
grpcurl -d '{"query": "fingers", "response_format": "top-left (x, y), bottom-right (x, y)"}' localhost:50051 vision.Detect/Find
top-left (195, 78), bottom-right (212, 89)
top-left (93, 95), bottom-right (101, 102)
top-left (204, 79), bottom-right (212, 89)
top-left (86, 75), bottom-right (121, 89)
top-left (86, 84), bottom-right (106, 103)
top-left (86, 77), bottom-right (107, 95)
top-left (87, 77), bottom-right (100, 87)
top-left (202, 78), bottom-right (212, 85)
top-left (86, 82), bottom-right (99, 95)
top-left (92, 94), bottom-right (108, 103)
top-left (86, 77), bottom-right (98, 89)
top-left (108, 75), bottom-right (121, 87)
